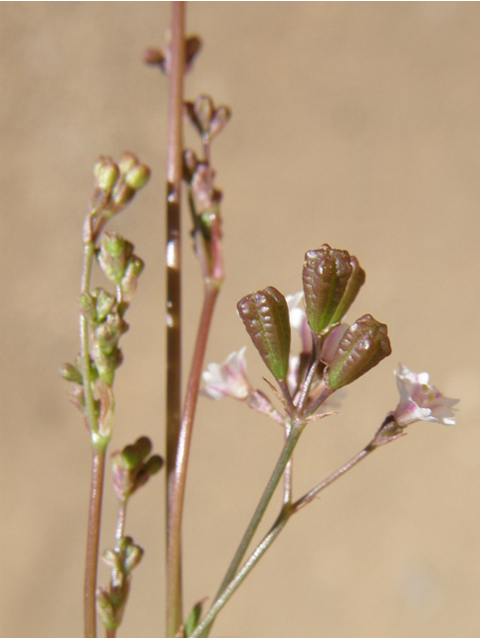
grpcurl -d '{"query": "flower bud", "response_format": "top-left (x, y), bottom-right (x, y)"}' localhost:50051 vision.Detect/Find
top-left (118, 152), bottom-right (139, 175)
top-left (120, 256), bottom-right (144, 303)
top-left (124, 164), bottom-right (151, 190)
top-left (325, 314), bottom-right (391, 390)
top-left (302, 245), bottom-right (365, 335)
top-left (111, 182), bottom-right (135, 207)
top-left (210, 106), bottom-right (232, 139)
top-left (95, 160), bottom-right (119, 193)
top-left (97, 232), bottom-right (133, 285)
top-left (59, 363), bottom-right (83, 384)
top-left (93, 288), bottom-right (117, 324)
top-left (78, 292), bottom-right (97, 323)
top-left (237, 286), bottom-right (291, 381)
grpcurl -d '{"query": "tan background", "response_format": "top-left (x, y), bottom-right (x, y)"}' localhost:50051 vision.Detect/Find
top-left (1, 2), bottom-right (479, 637)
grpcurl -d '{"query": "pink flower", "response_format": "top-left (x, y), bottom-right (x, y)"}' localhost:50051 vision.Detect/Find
top-left (393, 364), bottom-right (458, 427)
top-left (202, 347), bottom-right (252, 401)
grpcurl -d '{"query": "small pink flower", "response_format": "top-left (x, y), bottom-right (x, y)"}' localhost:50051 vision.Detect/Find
top-left (393, 364), bottom-right (458, 427)
top-left (202, 347), bottom-right (252, 401)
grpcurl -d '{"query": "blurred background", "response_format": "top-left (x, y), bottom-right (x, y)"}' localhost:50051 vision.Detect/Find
top-left (1, 2), bottom-right (479, 637)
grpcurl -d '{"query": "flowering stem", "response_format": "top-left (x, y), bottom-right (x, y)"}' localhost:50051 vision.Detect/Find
top-left (84, 448), bottom-right (107, 638)
top-left (165, 1), bottom-right (186, 637)
top-left (167, 282), bottom-right (220, 636)
top-left (80, 234), bottom-right (109, 637)
top-left (193, 440), bottom-right (380, 637)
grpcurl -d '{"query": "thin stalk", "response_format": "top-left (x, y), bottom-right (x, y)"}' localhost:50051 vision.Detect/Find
top-left (80, 235), bottom-right (107, 637)
top-left (165, 1), bottom-right (186, 637)
top-left (191, 508), bottom-right (291, 638)
top-left (167, 282), bottom-right (220, 636)
top-left (213, 422), bottom-right (304, 607)
top-left (292, 442), bottom-right (376, 512)
top-left (84, 448), bottom-right (107, 638)
top-left (194, 440), bottom-right (379, 636)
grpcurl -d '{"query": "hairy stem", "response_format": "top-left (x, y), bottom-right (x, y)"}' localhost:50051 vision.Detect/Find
top-left (165, 1), bottom-right (186, 637)
top-left (84, 448), bottom-right (107, 638)
top-left (167, 282), bottom-right (220, 636)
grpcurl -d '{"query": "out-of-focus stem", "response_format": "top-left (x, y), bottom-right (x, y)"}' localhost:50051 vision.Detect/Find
top-left (84, 448), bottom-right (107, 638)
top-left (165, 2), bottom-right (186, 637)
top-left (167, 282), bottom-right (220, 636)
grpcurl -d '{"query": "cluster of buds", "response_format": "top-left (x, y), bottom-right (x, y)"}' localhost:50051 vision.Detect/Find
top-left (112, 437), bottom-right (164, 501)
top-left (87, 153), bottom-right (151, 244)
top-left (97, 437), bottom-right (163, 634)
top-left (96, 536), bottom-right (144, 634)
top-left (182, 95), bottom-right (231, 284)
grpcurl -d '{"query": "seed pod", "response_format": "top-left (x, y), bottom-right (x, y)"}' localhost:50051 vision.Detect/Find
top-left (325, 314), bottom-right (391, 389)
top-left (302, 245), bottom-right (365, 334)
top-left (237, 286), bottom-right (291, 381)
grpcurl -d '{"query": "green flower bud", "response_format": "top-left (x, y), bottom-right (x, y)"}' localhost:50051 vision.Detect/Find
top-left (59, 363), bottom-right (83, 384)
top-left (124, 164), bottom-right (151, 190)
top-left (98, 232), bottom-right (132, 284)
top-left (94, 288), bottom-right (117, 324)
top-left (111, 182), bottom-right (135, 207)
top-left (78, 292), bottom-right (97, 323)
top-left (237, 286), bottom-right (291, 381)
top-left (302, 245), bottom-right (365, 335)
top-left (325, 314), bottom-right (391, 390)
top-left (95, 160), bottom-right (120, 193)
top-left (118, 152), bottom-right (139, 175)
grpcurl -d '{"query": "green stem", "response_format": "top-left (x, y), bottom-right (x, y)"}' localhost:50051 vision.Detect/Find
top-left (209, 422), bottom-right (304, 623)
top-left (191, 508), bottom-right (291, 638)
top-left (84, 448), bottom-right (107, 638)
top-left (167, 283), bottom-right (220, 636)
top-left (194, 440), bottom-right (379, 637)
top-left (165, 1), bottom-right (186, 637)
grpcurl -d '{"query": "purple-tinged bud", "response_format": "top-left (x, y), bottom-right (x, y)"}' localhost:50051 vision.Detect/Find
top-left (120, 256), bottom-right (144, 303)
top-left (325, 314), bottom-right (391, 390)
top-left (237, 286), bottom-right (291, 381)
top-left (210, 106), bottom-right (232, 139)
top-left (183, 149), bottom-right (198, 183)
top-left (118, 152), bottom-right (139, 176)
top-left (125, 164), bottom-right (151, 191)
top-left (123, 538), bottom-right (143, 575)
top-left (303, 245), bottom-right (365, 335)
top-left (185, 35), bottom-right (202, 70)
top-left (59, 363), bottom-right (83, 384)
top-left (143, 454), bottom-right (164, 477)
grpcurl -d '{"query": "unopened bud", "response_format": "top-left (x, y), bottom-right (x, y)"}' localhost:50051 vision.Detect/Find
top-left (118, 152), bottom-right (139, 175)
top-left (59, 363), bottom-right (83, 384)
top-left (125, 164), bottom-right (151, 190)
top-left (94, 288), bottom-right (116, 324)
top-left (210, 106), bottom-right (232, 139)
top-left (325, 314), bottom-right (391, 390)
top-left (95, 161), bottom-right (119, 193)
